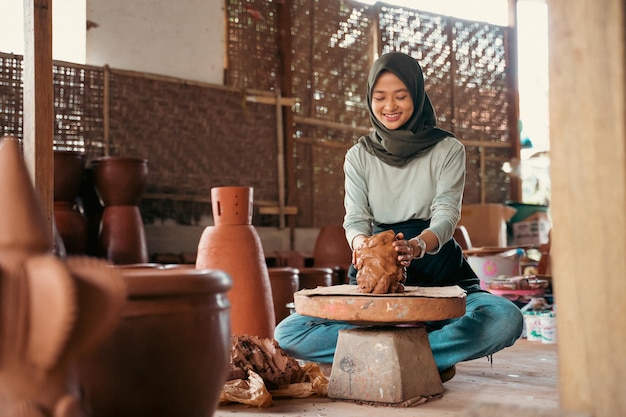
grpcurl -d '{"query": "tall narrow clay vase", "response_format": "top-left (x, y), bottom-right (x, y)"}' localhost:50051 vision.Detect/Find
top-left (92, 156), bottom-right (149, 264)
top-left (196, 186), bottom-right (276, 338)
top-left (53, 150), bottom-right (87, 254)
top-left (79, 265), bottom-right (233, 417)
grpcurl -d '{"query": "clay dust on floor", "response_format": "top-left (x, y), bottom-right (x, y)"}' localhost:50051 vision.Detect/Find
top-left (214, 338), bottom-right (558, 417)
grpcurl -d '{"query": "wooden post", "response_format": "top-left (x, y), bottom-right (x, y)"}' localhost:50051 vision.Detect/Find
top-left (548, 0), bottom-right (626, 416)
top-left (22, 0), bottom-right (54, 236)
top-left (506, 0), bottom-right (522, 202)
top-left (275, 88), bottom-right (286, 229)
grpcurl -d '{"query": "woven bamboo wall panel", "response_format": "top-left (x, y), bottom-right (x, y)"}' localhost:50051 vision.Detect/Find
top-left (0, 55), bottom-right (23, 139)
top-left (301, 0), bottom-right (373, 124)
top-left (293, 123), bottom-right (361, 227)
top-left (52, 64), bottom-right (105, 157)
top-left (452, 20), bottom-right (509, 143)
top-left (0, 55), bottom-right (106, 160)
top-left (107, 72), bottom-right (278, 201)
top-left (225, 1), bottom-right (280, 90)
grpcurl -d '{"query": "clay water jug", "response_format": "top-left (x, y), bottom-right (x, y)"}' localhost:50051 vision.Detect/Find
top-left (268, 266), bottom-right (300, 324)
top-left (79, 265), bottom-right (232, 417)
top-left (196, 186), bottom-right (275, 338)
top-left (92, 156), bottom-right (149, 264)
top-left (53, 150), bottom-right (87, 254)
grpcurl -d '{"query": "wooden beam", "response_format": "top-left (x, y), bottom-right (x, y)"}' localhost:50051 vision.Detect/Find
top-left (22, 0), bottom-right (54, 236)
top-left (548, 0), bottom-right (626, 416)
top-left (245, 94), bottom-right (295, 106)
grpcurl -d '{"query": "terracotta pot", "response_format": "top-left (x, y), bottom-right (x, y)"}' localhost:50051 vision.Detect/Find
top-left (298, 267), bottom-right (334, 290)
top-left (53, 201), bottom-right (87, 254)
top-left (54, 150), bottom-right (85, 202)
top-left (210, 185), bottom-right (253, 226)
top-left (196, 186), bottom-right (275, 338)
top-left (313, 225), bottom-right (352, 284)
top-left (99, 205), bottom-right (148, 264)
top-left (79, 266), bottom-right (232, 417)
top-left (92, 156), bottom-right (148, 206)
top-left (268, 267), bottom-right (300, 324)
top-left (53, 151), bottom-right (87, 255)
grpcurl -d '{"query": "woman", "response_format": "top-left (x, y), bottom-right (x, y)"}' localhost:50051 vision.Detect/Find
top-left (274, 52), bottom-right (523, 382)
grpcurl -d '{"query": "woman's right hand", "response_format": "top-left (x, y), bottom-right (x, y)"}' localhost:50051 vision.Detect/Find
top-left (351, 234), bottom-right (368, 267)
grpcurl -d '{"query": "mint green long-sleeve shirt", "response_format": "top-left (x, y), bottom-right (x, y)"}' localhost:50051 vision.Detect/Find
top-left (343, 136), bottom-right (466, 252)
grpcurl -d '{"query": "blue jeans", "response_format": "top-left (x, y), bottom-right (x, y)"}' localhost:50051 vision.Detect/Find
top-left (274, 290), bottom-right (523, 371)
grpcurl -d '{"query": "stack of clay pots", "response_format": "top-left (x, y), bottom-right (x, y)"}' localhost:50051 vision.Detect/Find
top-left (92, 156), bottom-right (149, 264)
top-left (53, 150), bottom-right (87, 254)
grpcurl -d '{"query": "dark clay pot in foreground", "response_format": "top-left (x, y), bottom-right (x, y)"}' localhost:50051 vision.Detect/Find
top-left (79, 266), bottom-right (232, 417)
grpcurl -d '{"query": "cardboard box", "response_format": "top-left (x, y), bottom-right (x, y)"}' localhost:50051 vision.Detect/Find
top-left (458, 204), bottom-right (517, 248)
top-left (511, 212), bottom-right (551, 246)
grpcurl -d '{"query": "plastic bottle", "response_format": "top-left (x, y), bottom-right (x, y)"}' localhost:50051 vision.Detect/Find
top-left (521, 297), bottom-right (552, 341)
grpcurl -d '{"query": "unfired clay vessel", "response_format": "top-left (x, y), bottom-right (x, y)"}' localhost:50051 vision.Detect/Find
top-left (196, 186), bottom-right (276, 338)
top-left (0, 136), bottom-right (126, 417)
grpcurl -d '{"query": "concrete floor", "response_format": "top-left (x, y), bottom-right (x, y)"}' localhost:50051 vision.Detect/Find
top-left (215, 338), bottom-right (558, 417)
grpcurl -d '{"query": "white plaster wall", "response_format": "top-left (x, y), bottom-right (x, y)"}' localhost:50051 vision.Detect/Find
top-left (143, 225), bottom-right (316, 258)
top-left (86, 0), bottom-right (224, 84)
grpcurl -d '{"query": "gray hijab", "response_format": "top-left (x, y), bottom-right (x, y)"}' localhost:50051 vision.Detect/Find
top-left (359, 52), bottom-right (453, 167)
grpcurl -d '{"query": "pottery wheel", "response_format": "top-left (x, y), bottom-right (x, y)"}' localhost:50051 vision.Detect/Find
top-left (293, 284), bottom-right (466, 325)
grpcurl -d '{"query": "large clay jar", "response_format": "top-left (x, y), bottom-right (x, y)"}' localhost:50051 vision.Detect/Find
top-left (298, 267), bottom-right (334, 290)
top-left (268, 266), bottom-right (300, 324)
top-left (79, 265), bottom-right (233, 417)
top-left (92, 156), bottom-right (149, 264)
top-left (92, 156), bottom-right (149, 206)
top-left (54, 150), bottom-right (85, 201)
top-left (53, 150), bottom-right (87, 254)
top-left (53, 201), bottom-right (87, 254)
top-left (99, 205), bottom-right (149, 264)
top-left (196, 186), bottom-right (276, 338)
top-left (313, 224), bottom-right (352, 284)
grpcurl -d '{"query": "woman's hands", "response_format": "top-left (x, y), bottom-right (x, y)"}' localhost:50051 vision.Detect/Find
top-left (353, 231), bottom-right (434, 267)
top-left (393, 232), bottom-right (415, 267)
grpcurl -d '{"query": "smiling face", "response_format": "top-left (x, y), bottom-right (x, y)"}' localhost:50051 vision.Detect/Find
top-left (370, 71), bottom-right (414, 130)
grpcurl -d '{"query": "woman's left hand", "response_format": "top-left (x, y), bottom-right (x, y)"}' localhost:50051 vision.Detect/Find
top-left (393, 232), bottom-right (414, 266)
